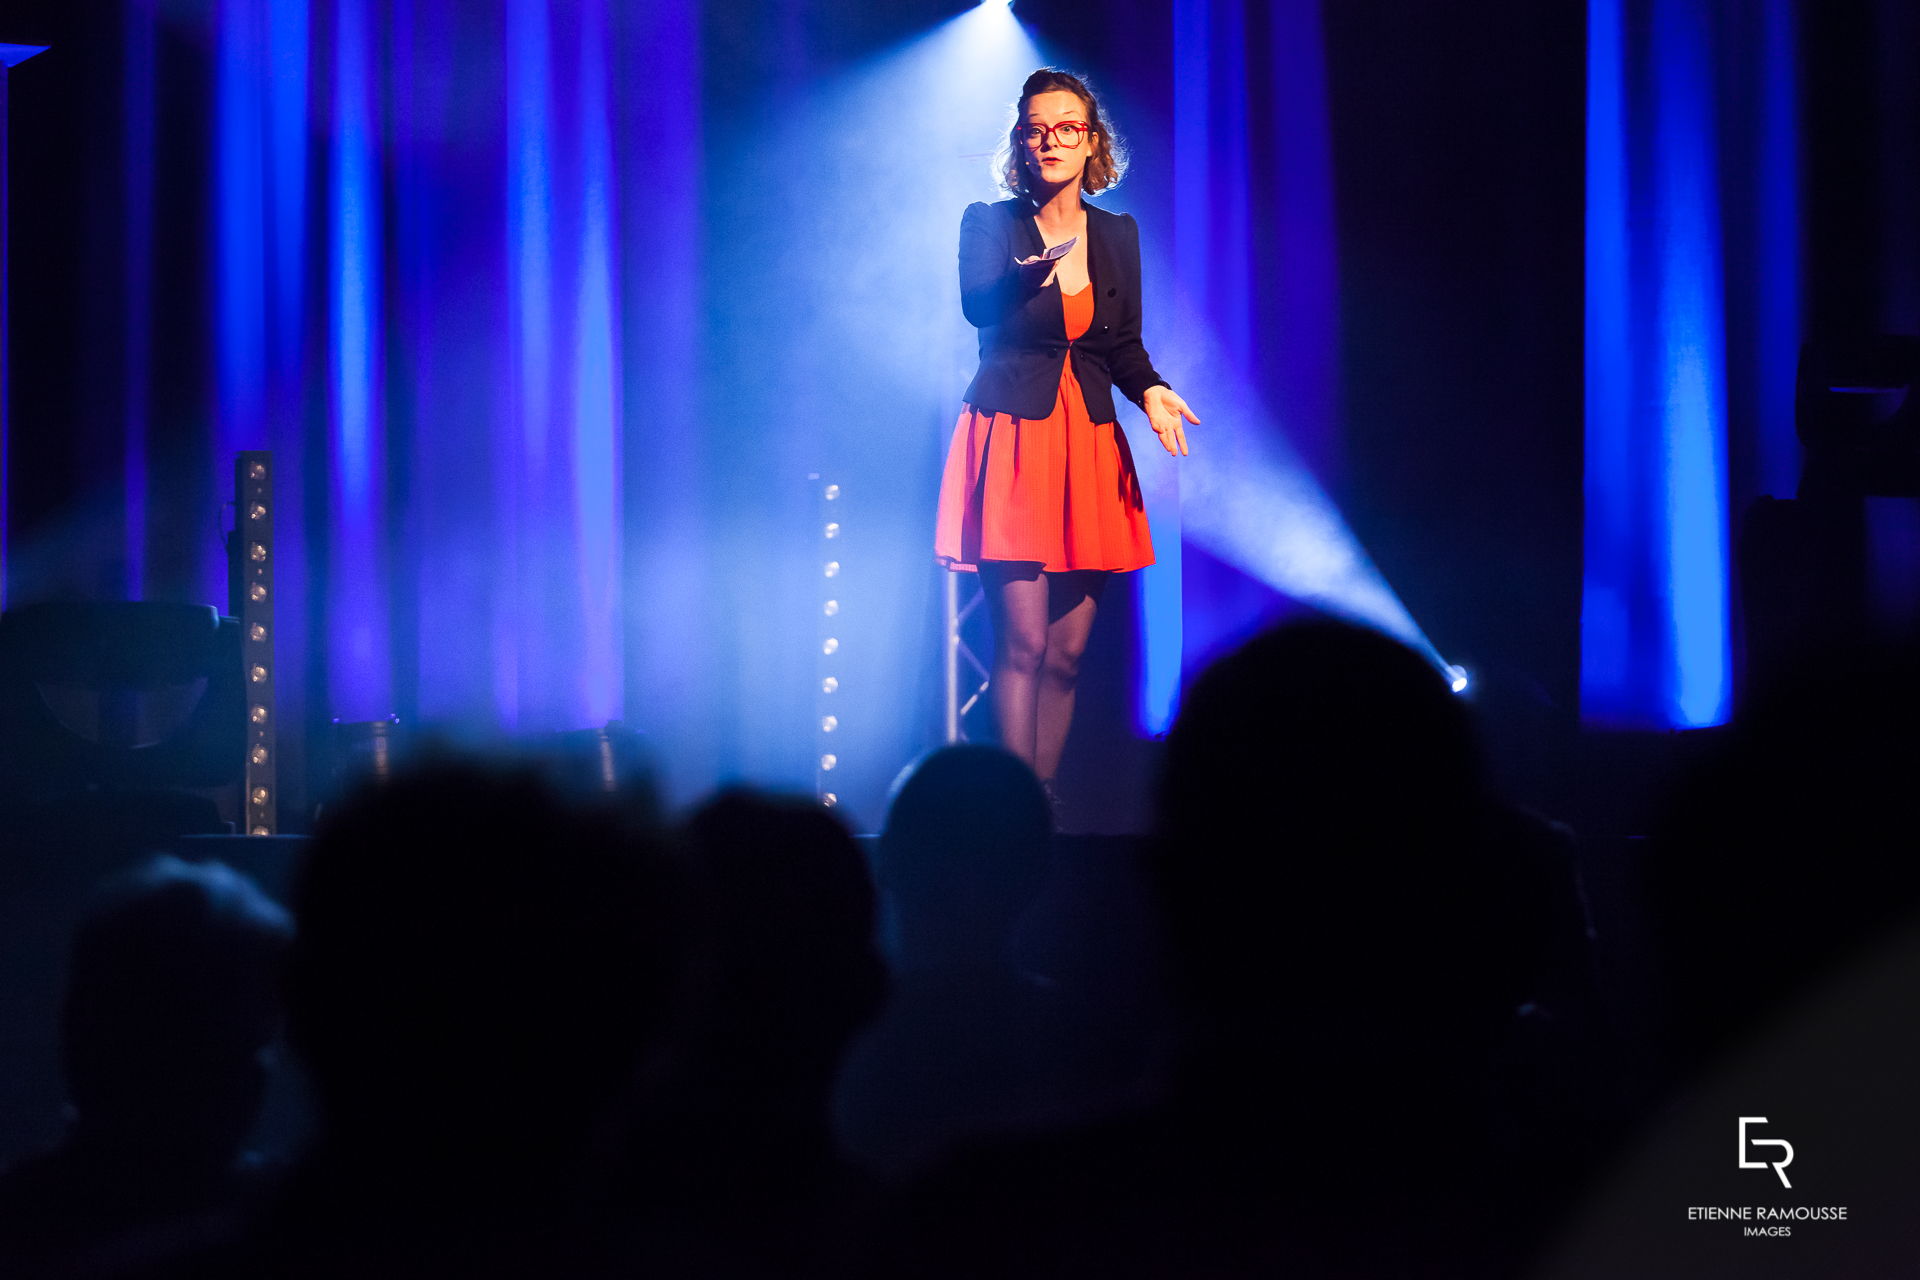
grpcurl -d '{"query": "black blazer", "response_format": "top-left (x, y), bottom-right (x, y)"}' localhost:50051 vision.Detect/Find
top-left (959, 199), bottom-right (1168, 423)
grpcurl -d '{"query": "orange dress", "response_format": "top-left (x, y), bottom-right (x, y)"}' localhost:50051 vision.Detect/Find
top-left (934, 285), bottom-right (1155, 573)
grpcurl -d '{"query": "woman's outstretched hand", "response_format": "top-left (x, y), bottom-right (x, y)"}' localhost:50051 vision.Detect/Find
top-left (1015, 238), bottom-right (1075, 288)
top-left (1143, 385), bottom-right (1198, 457)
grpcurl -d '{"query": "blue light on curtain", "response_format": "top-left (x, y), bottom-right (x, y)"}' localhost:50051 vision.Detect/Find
top-left (1162, 0), bottom-right (1433, 707)
top-left (1583, 0), bottom-right (1743, 729)
top-left (266, 0), bottom-right (308, 378)
top-left (615, 0), bottom-right (706, 795)
top-left (217, 0), bottom-right (269, 605)
top-left (394, 2), bottom-right (502, 732)
top-left (1173, 0), bottom-right (1252, 358)
top-left (1139, 0), bottom-right (1224, 734)
top-left (215, 0), bottom-right (310, 763)
top-left (186, 0), bottom-right (678, 752)
top-left (492, 0), bottom-right (627, 731)
top-left (500, 0), bottom-right (554, 726)
top-left (1655, 2), bottom-right (1732, 729)
top-left (568, 0), bottom-right (622, 728)
top-left (327, 0), bottom-right (391, 719)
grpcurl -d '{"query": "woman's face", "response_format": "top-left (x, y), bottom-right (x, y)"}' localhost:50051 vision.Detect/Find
top-left (1019, 90), bottom-right (1095, 192)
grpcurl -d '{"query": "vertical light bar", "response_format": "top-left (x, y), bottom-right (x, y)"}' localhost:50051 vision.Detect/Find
top-left (1582, 0), bottom-right (1731, 728)
top-left (817, 475), bottom-right (842, 806)
top-left (237, 452), bottom-right (278, 835)
top-left (572, 0), bottom-right (621, 725)
top-left (328, 0), bottom-right (391, 718)
top-left (262, 0), bottom-right (308, 793)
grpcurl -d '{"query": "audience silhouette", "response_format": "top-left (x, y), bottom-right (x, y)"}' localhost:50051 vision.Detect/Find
top-left (624, 788), bottom-right (887, 1277)
top-left (189, 763), bottom-right (680, 1278)
top-left (901, 618), bottom-right (1576, 1277)
top-left (837, 744), bottom-right (1134, 1179)
top-left (0, 856), bottom-right (290, 1280)
top-left (9, 618), bottom-right (1909, 1277)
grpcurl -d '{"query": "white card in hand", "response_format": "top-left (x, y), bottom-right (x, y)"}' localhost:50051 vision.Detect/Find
top-left (1017, 237), bottom-right (1077, 266)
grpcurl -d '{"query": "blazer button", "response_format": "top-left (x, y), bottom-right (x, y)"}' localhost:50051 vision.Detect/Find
top-left (1101, 324), bottom-right (1109, 332)
top-left (1107, 287), bottom-right (1116, 296)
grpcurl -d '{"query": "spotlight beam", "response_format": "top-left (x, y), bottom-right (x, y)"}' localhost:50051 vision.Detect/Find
top-left (1141, 293), bottom-right (1456, 686)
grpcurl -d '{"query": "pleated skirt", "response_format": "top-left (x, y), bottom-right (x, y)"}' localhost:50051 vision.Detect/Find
top-left (933, 355), bottom-right (1155, 574)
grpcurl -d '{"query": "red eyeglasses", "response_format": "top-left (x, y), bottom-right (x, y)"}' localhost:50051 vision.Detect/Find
top-left (1015, 120), bottom-right (1090, 149)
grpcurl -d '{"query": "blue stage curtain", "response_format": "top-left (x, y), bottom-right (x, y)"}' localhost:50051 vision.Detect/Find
top-left (5, 0), bottom-right (1915, 815)
top-left (1581, 0), bottom-right (1805, 728)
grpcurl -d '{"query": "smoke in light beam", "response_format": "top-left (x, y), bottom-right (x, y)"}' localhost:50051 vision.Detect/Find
top-left (707, 0), bottom-right (1042, 809)
top-left (787, 1), bottom-right (1042, 405)
top-left (1164, 317), bottom-right (1443, 670)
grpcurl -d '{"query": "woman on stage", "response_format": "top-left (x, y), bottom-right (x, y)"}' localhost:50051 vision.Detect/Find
top-left (935, 68), bottom-right (1199, 810)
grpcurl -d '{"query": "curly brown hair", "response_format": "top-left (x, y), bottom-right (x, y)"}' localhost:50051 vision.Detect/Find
top-left (995, 68), bottom-right (1127, 200)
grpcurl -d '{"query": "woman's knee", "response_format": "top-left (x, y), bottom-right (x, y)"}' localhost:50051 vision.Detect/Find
top-left (1043, 637), bottom-right (1087, 685)
top-left (998, 624), bottom-right (1048, 676)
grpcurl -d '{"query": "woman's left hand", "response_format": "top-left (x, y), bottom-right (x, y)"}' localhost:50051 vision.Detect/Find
top-left (1143, 385), bottom-right (1198, 457)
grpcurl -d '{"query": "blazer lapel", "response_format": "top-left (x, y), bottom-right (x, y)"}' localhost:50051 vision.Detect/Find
top-left (1017, 206), bottom-right (1067, 339)
top-left (1018, 200), bottom-right (1112, 337)
top-left (1085, 208), bottom-right (1103, 330)
top-left (1015, 205), bottom-right (1045, 261)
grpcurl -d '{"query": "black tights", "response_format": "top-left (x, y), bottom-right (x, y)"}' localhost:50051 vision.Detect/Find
top-left (978, 564), bottom-right (1108, 783)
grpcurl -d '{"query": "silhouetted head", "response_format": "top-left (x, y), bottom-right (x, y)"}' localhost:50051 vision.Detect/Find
top-left (881, 746), bottom-right (1050, 955)
top-left (285, 763), bottom-right (679, 1164)
top-left (61, 856), bottom-right (291, 1162)
top-left (679, 790), bottom-right (885, 1072)
top-left (1160, 617), bottom-right (1482, 848)
top-left (1154, 618), bottom-right (1527, 1059)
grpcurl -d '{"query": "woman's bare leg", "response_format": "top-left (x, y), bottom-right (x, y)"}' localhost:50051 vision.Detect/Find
top-left (979, 562), bottom-right (1050, 769)
top-left (1034, 570), bottom-right (1107, 783)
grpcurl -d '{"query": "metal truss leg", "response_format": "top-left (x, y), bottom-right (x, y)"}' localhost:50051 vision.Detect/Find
top-left (942, 570), bottom-right (991, 744)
